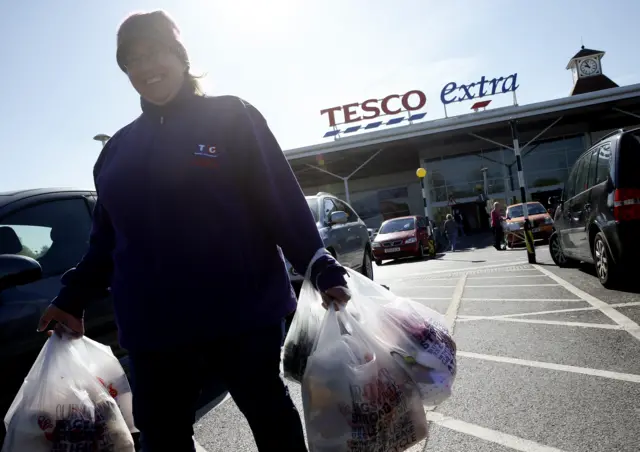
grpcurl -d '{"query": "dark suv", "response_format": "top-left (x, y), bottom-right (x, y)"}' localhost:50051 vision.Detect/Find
top-left (549, 128), bottom-right (640, 287)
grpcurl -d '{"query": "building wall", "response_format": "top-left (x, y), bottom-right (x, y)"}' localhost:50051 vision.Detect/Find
top-left (301, 170), bottom-right (423, 228)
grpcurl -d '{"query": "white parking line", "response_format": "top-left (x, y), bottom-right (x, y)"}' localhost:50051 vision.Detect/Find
top-left (457, 301), bottom-right (640, 321)
top-left (445, 274), bottom-right (467, 330)
top-left (455, 317), bottom-right (622, 329)
top-left (426, 412), bottom-right (568, 452)
top-left (458, 351), bottom-right (640, 383)
top-left (466, 274), bottom-right (548, 280)
top-left (465, 284), bottom-right (560, 288)
top-left (534, 265), bottom-right (640, 342)
top-left (462, 298), bottom-right (582, 302)
top-left (398, 261), bottom-right (528, 278)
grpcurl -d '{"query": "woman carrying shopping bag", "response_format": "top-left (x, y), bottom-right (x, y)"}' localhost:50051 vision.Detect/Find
top-left (36, 10), bottom-right (349, 452)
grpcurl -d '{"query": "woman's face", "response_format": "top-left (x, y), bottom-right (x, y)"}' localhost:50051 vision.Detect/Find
top-left (121, 39), bottom-right (186, 105)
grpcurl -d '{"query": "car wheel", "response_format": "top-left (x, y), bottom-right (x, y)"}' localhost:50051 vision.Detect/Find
top-left (361, 249), bottom-right (374, 280)
top-left (549, 232), bottom-right (573, 268)
top-left (594, 232), bottom-right (619, 288)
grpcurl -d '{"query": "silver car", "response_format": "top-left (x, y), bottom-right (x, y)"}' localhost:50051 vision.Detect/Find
top-left (285, 192), bottom-right (373, 293)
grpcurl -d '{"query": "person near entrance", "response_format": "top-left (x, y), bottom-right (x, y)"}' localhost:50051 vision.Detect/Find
top-left (444, 214), bottom-right (459, 251)
top-left (454, 210), bottom-right (466, 236)
top-left (491, 202), bottom-right (504, 250)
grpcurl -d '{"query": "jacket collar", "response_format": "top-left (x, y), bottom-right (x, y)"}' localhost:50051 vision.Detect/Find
top-left (140, 78), bottom-right (198, 121)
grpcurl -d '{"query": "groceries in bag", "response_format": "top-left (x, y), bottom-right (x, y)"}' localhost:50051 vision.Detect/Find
top-left (302, 305), bottom-right (428, 452)
top-left (377, 299), bottom-right (456, 406)
top-left (2, 334), bottom-right (135, 452)
top-left (284, 267), bottom-right (457, 407)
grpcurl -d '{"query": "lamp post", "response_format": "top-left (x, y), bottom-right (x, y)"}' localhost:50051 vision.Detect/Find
top-left (417, 167), bottom-right (436, 257)
top-left (93, 134), bottom-right (111, 147)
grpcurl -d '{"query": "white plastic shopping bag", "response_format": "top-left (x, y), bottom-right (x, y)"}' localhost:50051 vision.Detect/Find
top-left (345, 269), bottom-right (457, 406)
top-left (283, 267), bottom-right (457, 407)
top-left (297, 278), bottom-right (428, 452)
top-left (2, 334), bottom-right (135, 452)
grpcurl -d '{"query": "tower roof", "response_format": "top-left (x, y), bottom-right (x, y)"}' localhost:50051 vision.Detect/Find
top-left (566, 46), bottom-right (605, 69)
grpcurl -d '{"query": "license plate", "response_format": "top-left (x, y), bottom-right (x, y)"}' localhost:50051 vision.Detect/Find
top-left (385, 247), bottom-right (401, 253)
top-left (533, 227), bottom-right (540, 233)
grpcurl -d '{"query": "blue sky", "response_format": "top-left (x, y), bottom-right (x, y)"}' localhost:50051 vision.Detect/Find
top-left (1, 0), bottom-right (638, 191)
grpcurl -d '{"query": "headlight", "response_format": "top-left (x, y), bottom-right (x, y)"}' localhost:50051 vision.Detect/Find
top-left (372, 242), bottom-right (381, 248)
top-left (405, 237), bottom-right (417, 244)
top-left (545, 217), bottom-right (553, 224)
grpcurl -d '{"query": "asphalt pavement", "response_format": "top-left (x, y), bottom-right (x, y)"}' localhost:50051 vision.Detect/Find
top-left (193, 238), bottom-right (640, 451)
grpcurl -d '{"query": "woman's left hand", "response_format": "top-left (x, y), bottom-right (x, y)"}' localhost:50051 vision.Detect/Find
top-left (322, 286), bottom-right (351, 310)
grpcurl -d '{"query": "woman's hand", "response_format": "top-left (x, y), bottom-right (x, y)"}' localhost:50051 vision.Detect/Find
top-left (322, 286), bottom-right (351, 311)
top-left (37, 304), bottom-right (84, 338)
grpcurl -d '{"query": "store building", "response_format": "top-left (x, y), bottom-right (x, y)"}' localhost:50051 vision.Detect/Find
top-left (284, 47), bottom-right (640, 231)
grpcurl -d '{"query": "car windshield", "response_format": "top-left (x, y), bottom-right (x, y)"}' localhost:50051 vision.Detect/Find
top-left (507, 203), bottom-right (547, 218)
top-left (306, 197), bottom-right (319, 222)
top-left (379, 218), bottom-right (415, 234)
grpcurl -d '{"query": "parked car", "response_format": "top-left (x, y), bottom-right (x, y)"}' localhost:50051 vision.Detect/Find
top-left (549, 128), bottom-right (640, 287)
top-left (0, 188), bottom-right (126, 445)
top-left (503, 201), bottom-right (554, 247)
top-left (285, 193), bottom-right (373, 295)
top-left (371, 215), bottom-right (436, 265)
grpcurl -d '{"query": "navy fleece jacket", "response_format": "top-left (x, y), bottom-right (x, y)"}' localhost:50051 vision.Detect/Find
top-left (53, 83), bottom-right (347, 351)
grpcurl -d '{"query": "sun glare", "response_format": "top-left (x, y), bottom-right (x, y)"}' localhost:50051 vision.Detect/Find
top-left (212, 0), bottom-right (298, 35)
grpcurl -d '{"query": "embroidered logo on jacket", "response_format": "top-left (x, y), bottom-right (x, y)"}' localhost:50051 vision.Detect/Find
top-left (194, 144), bottom-right (218, 158)
top-left (193, 144), bottom-right (221, 168)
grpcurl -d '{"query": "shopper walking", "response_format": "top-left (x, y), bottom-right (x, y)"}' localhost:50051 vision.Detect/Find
top-left (37, 10), bottom-right (350, 452)
top-left (491, 202), bottom-right (505, 250)
top-left (444, 214), bottom-right (458, 251)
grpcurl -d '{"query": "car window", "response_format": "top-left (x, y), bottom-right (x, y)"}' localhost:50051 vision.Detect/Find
top-left (574, 150), bottom-right (597, 195)
top-left (323, 198), bottom-right (338, 222)
top-left (334, 199), bottom-right (359, 222)
top-left (379, 218), bottom-right (415, 234)
top-left (595, 143), bottom-right (611, 185)
top-left (565, 163), bottom-right (579, 200)
top-left (0, 198), bottom-right (92, 277)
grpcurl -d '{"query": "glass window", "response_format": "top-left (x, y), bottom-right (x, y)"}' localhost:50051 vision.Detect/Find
top-left (595, 143), bottom-right (611, 185)
top-left (323, 198), bottom-right (338, 222)
top-left (0, 199), bottom-right (92, 276)
top-left (334, 199), bottom-right (358, 222)
top-left (574, 149), bottom-right (597, 195)
top-left (379, 218), bottom-right (415, 234)
top-left (506, 202), bottom-right (548, 218)
top-left (306, 197), bottom-right (319, 222)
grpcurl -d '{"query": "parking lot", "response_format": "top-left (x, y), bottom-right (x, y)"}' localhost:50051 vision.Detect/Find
top-left (194, 245), bottom-right (640, 451)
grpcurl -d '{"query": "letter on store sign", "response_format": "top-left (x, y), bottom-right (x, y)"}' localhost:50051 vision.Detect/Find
top-left (361, 98), bottom-right (380, 120)
top-left (440, 82), bottom-right (458, 105)
top-left (381, 94), bottom-right (401, 115)
top-left (320, 106), bottom-right (342, 127)
top-left (342, 102), bottom-right (361, 124)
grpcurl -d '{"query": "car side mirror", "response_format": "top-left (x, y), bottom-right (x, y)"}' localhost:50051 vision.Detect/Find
top-left (329, 211), bottom-right (348, 225)
top-left (0, 254), bottom-right (43, 292)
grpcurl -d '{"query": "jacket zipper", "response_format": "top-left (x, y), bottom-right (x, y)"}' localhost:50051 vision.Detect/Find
top-left (160, 116), bottom-right (164, 125)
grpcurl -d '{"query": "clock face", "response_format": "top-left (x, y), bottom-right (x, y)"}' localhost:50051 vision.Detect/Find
top-left (579, 58), bottom-right (599, 76)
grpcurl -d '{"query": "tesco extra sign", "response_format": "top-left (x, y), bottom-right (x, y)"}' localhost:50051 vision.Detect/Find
top-left (320, 90), bottom-right (427, 127)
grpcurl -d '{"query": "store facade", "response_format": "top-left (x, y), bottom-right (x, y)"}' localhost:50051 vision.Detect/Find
top-left (285, 49), bottom-right (640, 231)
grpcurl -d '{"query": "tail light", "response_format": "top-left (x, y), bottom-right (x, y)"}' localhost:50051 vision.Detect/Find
top-left (613, 188), bottom-right (640, 221)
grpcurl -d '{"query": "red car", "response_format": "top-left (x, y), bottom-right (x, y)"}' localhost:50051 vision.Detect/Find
top-left (372, 215), bottom-right (435, 265)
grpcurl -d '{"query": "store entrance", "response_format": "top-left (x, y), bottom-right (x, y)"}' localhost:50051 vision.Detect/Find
top-left (450, 201), bottom-right (491, 233)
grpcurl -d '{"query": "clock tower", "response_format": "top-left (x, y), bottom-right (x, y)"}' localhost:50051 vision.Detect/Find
top-left (566, 46), bottom-right (618, 96)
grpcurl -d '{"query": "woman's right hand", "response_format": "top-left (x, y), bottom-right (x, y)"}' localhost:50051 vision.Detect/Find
top-left (37, 304), bottom-right (84, 338)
